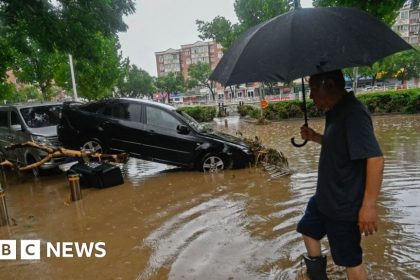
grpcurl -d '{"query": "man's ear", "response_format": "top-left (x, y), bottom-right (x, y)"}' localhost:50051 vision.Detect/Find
top-left (325, 79), bottom-right (335, 89)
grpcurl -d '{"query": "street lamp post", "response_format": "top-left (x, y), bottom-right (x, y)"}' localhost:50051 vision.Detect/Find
top-left (68, 54), bottom-right (78, 101)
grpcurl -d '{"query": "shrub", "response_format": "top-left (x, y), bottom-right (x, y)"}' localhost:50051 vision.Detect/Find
top-left (237, 104), bottom-right (255, 117)
top-left (357, 89), bottom-right (420, 114)
top-left (253, 88), bottom-right (420, 121)
top-left (179, 106), bottom-right (216, 122)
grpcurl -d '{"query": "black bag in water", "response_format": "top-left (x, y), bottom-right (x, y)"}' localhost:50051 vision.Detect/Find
top-left (69, 162), bottom-right (124, 188)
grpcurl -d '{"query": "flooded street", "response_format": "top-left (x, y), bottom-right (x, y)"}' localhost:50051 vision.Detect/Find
top-left (0, 114), bottom-right (419, 279)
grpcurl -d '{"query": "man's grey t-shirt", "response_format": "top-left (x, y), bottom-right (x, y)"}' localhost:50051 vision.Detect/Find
top-left (315, 92), bottom-right (383, 221)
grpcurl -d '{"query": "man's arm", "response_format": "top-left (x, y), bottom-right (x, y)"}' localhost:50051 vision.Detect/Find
top-left (300, 126), bottom-right (323, 145)
top-left (358, 156), bottom-right (385, 236)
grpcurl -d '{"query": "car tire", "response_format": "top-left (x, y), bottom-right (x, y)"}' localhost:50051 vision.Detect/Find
top-left (200, 153), bottom-right (228, 172)
top-left (82, 139), bottom-right (105, 153)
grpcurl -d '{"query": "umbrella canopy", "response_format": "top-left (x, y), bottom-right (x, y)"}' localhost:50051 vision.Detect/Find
top-left (210, 7), bottom-right (412, 86)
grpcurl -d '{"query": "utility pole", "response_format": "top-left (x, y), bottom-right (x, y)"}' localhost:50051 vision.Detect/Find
top-left (68, 54), bottom-right (78, 101)
top-left (353, 67), bottom-right (358, 94)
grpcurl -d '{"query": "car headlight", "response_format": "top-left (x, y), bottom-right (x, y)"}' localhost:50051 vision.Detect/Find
top-left (31, 135), bottom-right (51, 146)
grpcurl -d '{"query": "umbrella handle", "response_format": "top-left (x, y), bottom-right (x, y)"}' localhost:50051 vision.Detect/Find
top-left (291, 137), bottom-right (308, 147)
top-left (291, 77), bottom-right (309, 148)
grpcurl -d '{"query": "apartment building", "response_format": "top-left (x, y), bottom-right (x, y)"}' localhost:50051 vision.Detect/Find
top-left (155, 41), bottom-right (260, 101)
top-left (155, 41), bottom-right (223, 79)
top-left (394, 1), bottom-right (420, 46)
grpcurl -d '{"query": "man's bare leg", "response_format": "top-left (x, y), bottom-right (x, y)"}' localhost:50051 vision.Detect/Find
top-left (346, 264), bottom-right (367, 280)
top-left (303, 235), bottom-right (321, 257)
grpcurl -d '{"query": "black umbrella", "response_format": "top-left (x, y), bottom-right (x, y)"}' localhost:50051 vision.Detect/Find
top-left (210, 7), bottom-right (412, 147)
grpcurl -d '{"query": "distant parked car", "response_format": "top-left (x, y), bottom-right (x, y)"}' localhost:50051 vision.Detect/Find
top-left (0, 102), bottom-right (66, 175)
top-left (58, 98), bottom-right (255, 172)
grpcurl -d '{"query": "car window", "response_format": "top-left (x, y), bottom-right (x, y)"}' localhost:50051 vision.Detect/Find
top-left (146, 106), bottom-right (181, 130)
top-left (126, 103), bottom-right (141, 122)
top-left (0, 111), bottom-right (8, 127)
top-left (20, 105), bottom-right (61, 128)
top-left (100, 103), bottom-right (141, 122)
top-left (10, 111), bottom-right (21, 126)
top-left (80, 102), bottom-right (106, 113)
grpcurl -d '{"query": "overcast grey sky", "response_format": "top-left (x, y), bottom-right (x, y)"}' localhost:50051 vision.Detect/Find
top-left (118, 0), bottom-right (313, 77)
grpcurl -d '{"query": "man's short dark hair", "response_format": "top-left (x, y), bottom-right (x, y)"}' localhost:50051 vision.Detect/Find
top-left (309, 70), bottom-right (345, 89)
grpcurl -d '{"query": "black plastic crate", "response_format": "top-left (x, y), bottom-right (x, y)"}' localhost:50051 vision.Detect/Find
top-left (69, 162), bottom-right (124, 188)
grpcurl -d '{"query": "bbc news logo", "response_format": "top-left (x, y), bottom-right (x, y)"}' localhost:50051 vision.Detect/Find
top-left (0, 240), bottom-right (106, 260)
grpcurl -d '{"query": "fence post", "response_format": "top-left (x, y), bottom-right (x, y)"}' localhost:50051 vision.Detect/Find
top-left (68, 174), bottom-right (82, 201)
top-left (0, 187), bottom-right (9, 227)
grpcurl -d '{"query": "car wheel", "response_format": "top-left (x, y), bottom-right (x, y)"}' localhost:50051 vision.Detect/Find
top-left (82, 139), bottom-right (104, 153)
top-left (201, 153), bottom-right (226, 173)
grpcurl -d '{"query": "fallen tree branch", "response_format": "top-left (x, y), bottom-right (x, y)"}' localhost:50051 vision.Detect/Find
top-left (4, 141), bottom-right (129, 171)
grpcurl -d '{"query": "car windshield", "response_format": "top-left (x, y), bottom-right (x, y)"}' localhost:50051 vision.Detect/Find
top-left (20, 105), bottom-right (61, 128)
top-left (176, 110), bottom-right (213, 133)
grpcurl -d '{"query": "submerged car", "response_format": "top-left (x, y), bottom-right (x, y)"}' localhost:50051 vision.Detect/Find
top-left (0, 102), bottom-right (66, 175)
top-left (58, 98), bottom-right (254, 172)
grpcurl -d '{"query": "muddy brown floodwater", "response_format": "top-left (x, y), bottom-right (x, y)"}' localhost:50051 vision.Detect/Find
top-left (0, 114), bottom-right (419, 280)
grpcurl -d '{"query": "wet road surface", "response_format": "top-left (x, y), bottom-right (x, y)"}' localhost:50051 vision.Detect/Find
top-left (0, 114), bottom-right (419, 279)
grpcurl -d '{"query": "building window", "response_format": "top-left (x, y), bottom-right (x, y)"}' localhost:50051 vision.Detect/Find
top-left (410, 12), bottom-right (419, 19)
top-left (409, 36), bottom-right (418, 44)
top-left (158, 56), bottom-right (163, 62)
top-left (410, 24), bottom-right (420, 33)
top-left (218, 52), bottom-right (223, 58)
top-left (186, 58), bottom-right (191, 65)
top-left (401, 11), bottom-right (409, 19)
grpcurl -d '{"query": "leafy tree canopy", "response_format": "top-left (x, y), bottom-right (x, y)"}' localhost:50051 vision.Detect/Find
top-left (187, 62), bottom-right (217, 100)
top-left (313, 0), bottom-right (407, 25)
top-left (197, 0), bottom-right (292, 50)
top-left (54, 34), bottom-right (122, 100)
top-left (116, 63), bottom-right (155, 98)
top-left (155, 72), bottom-right (185, 95)
top-left (0, 0), bottom-right (135, 59)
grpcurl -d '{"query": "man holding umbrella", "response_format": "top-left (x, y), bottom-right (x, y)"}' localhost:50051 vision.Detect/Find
top-left (297, 69), bottom-right (384, 280)
top-left (209, 5), bottom-right (411, 279)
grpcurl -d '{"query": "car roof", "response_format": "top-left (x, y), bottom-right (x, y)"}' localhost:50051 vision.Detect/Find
top-left (0, 101), bottom-right (62, 109)
top-left (120, 98), bottom-right (176, 111)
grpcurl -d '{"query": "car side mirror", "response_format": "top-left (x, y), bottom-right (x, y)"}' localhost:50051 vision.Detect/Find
top-left (177, 125), bottom-right (190, 135)
top-left (10, 124), bottom-right (23, 132)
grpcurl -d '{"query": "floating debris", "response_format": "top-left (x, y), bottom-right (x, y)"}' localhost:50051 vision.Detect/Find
top-left (239, 135), bottom-right (292, 178)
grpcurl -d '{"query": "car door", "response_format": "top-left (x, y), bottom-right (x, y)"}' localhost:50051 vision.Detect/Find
top-left (0, 110), bottom-right (13, 159)
top-left (9, 109), bottom-right (26, 163)
top-left (143, 105), bottom-right (199, 166)
top-left (98, 101), bottom-right (147, 158)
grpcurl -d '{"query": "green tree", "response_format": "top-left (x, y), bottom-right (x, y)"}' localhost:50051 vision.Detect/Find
top-left (12, 38), bottom-right (67, 100)
top-left (0, 83), bottom-right (18, 102)
top-left (187, 62), bottom-right (216, 101)
top-left (234, 0), bottom-right (291, 29)
top-left (116, 64), bottom-right (155, 98)
top-left (155, 72), bottom-right (185, 103)
top-left (196, 16), bottom-right (241, 51)
top-left (313, 0), bottom-right (406, 25)
top-left (0, 0), bottom-right (135, 94)
top-left (0, 0), bottom-right (135, 61)
top-left (54, 34), bottom-right (122, 100)
top-left (386, 48), bottom-right (420, 84)
top-left (197, 0), bottom-right (292, 50)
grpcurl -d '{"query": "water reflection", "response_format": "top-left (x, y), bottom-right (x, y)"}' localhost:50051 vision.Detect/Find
top-left (0, 115), bottom-right (419, 279)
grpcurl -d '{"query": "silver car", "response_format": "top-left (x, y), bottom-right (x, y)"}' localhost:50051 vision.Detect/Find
top-left (0, 102), bottom-right (65, 175)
